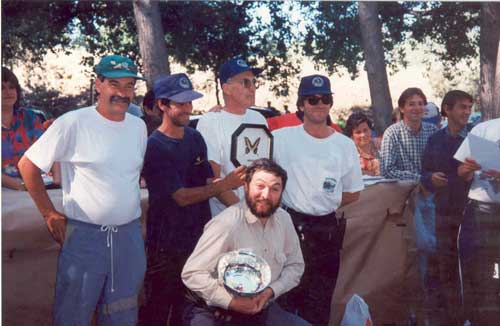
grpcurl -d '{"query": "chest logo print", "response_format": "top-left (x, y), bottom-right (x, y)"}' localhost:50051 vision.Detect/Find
top-left (244, 137), bottom-right (260, 155)
top-left (323, 177), bottom-right (337, 193)
top-left (195, 156), bottom-right (204, 165)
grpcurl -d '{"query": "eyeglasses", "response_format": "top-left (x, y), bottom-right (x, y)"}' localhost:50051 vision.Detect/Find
top-left (305, 94), bottom-right (333, 106)
top-left (228, 77), bottom-right (260, 89)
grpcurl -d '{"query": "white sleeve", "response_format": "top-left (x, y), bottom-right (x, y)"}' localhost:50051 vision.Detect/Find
top-left (24, 116), bottom-right (72, 173)
top-left (341, 141), bottom-right (365, 193)
top-left (197, 114), bottom-right (222, 165)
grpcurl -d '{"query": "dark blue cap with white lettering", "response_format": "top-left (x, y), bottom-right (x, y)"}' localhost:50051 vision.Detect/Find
top-left (298, 74), bottom-right (334, 96)
top-left (153, 73), bottom-right (203, 103)
top-left (218, 56), bottom-right (263, 84)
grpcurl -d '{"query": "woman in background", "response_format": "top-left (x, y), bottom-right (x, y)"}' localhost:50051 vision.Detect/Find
top-left (2, 67), bottom-right (46, 190)
top-left (345, 111), bottom-right (380, 176)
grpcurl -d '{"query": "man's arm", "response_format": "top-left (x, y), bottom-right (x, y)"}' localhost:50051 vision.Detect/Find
top-left (457, 157), bottom-right (481, 181)
top-left (209, 161), bottom-right (241, 207)
top-left (340, 191), bottom-right (360, 207)
top-left (172, 165), bottom-right (246, 207)
top-left (267, 214), bottom-right (305, 300)
top-left (2, 173), bottom-right (25, 191)
top-left (18, 156), bottom-right (67, 244)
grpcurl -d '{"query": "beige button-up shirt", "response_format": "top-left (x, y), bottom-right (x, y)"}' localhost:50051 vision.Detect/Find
top-left (181, 201), bottom-right (305, 309)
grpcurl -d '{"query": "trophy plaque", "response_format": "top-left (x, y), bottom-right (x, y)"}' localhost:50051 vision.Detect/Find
top-left (230, 123), bottom-right (273, 167)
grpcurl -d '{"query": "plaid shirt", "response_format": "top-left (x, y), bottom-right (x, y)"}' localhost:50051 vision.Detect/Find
top-left (381, 121), bottom-right (438, 181)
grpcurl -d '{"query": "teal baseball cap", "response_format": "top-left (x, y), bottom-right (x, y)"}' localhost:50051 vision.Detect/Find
top-left (95, 55), bottom-right (146, 80)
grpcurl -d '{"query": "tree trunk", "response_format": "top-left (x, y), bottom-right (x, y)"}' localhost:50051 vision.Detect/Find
top-left (215, 71), bottom-right (220, 105)
top-left (133, 0), bottom-right (170, 90)
top-left (358, 1), bottom-right (393, 135)
top-left (479, 3), bottom-right (500, 120)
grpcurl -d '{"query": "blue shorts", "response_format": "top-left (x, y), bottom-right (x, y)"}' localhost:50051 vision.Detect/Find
top-left (53, 218), bottom-right (146, 326)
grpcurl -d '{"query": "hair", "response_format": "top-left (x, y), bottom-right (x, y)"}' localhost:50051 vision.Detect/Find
top-left (158, 98), bottom-right (171, 108)
top-left (245, 158), bottom-right (288, 189)
top-left (143, 90), bottom-right (156, 111)
top-left (345, 112), bottom-right (373, 138)
top-left (397, 87), bottom-right (427, 109)
top-left (440, 90), bottom-right (473, 117)
top-left (2, 67), bottom-right (22, 109)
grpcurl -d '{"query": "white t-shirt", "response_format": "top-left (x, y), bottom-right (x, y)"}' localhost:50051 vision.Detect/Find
top-left (25, 106), bottom-right (147, 225)
top-left (196, 109), bottom-right (268, 216)
top-left (454, 118), bottom-right (500, 203)
top-left (273, 125), bottom-right (364, 215)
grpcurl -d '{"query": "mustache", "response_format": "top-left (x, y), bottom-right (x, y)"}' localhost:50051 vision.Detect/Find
top-left (110, 96), bottom-right (131, 104)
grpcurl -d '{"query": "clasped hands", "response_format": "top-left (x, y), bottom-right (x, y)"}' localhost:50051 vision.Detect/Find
top-left (214, 287), bottom-right (274, 322)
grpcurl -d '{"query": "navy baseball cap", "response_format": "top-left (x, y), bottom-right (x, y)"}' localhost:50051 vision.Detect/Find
top-left (95, 55), bottom-right (146, 80)
top-left (153, 73), bottom-right (203, 103)
top-left (298, 74), bottom-right (334, 96)
top-left (218, 56), bottom-right (263, 84)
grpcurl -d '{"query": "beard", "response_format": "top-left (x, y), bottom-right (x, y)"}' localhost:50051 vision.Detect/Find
top-left (245, 192), bottom-right (281, 219)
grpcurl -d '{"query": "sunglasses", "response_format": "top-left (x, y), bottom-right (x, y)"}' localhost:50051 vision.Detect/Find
top-left (305, 94), bottom-right (333, 106)
top-left (229, 77), bottom-right (260, 89)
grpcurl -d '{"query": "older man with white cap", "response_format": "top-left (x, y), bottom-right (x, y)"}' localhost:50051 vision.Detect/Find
top-left (140, 73), bottom-right (246, 325)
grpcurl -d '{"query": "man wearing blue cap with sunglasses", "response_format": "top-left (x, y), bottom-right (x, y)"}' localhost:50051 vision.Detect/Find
top-left (273, 74), bottom-right (364, 325)
top-left (19, 54), bottom-right (147, 325)
top-left (140, 73), bottom-right (246, 325)
top-left (196, 56), bottom-right (268, 217)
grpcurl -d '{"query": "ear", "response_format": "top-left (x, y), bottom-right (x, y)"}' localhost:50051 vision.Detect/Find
top-left (221, 83), bottom-right (232, 96)
top-left (95, 78), bottom-right (103, 93)
top-left (157, 99), bottom-right (167, 113)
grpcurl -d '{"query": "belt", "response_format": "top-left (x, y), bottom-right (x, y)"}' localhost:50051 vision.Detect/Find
top-left (282, 205), bottom-right (337, 222)
top-left (469, 199), bottom-right (500, 214)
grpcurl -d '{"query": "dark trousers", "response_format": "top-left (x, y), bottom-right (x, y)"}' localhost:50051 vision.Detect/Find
top-left (459, 200), bottom-right (500, 325)
top-left (279, 207), bottom-right (345, 326)
top-left (419, 212), bottom-right (463, 325)
top-left (183, 302), bottom-right (309, 326)
top-left (139, 248), bottom-right (189, 326)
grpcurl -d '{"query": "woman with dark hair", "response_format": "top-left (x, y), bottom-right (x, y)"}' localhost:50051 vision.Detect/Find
top-left (345, 112), bottom-right (380, 176)
top-left (2, 67), bottom-right (45, 190)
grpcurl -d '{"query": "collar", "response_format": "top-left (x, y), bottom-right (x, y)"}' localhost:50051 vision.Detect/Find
top-left (445, 125), bottom-right (468, 139)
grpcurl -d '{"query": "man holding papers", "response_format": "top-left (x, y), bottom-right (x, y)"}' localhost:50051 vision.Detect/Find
top-left (454, 117), bottom-right (500, 325)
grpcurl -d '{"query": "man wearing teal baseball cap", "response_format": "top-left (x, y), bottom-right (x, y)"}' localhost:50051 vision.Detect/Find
top-left (18, 54), bottom-right (147, 325)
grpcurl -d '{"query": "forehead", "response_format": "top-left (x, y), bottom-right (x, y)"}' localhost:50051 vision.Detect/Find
top-left (231, 70), bottom-right (254, 80)
top-left (250, 170), bottom-right (282, 185)
top-left (353, 121), bottom-right (370, 130)
top-left (404, 94), bottom-right (425, 105)
top-left (104, 77), bottom-right (136, 85)
top-left (452, 98), bottom-right (473, 107)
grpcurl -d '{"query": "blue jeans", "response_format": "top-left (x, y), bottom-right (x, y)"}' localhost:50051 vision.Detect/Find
top-left (53, 218), bottom-right (146, 326)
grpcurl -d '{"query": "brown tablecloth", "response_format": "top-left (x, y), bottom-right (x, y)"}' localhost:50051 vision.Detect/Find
top-left (332, 181), bottom-right (418, 325)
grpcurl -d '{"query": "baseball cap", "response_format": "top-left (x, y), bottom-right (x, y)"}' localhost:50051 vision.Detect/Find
top-left (95, 55), bottom-right (146, 80)
top-left (423, 102), bottom-right (440, 125)
top-left (219, 56), bottom-right (263, 84)
top-left (153, 73), bottom-right (203, 103)
top-left (298, 74), bottom-right (334, 96)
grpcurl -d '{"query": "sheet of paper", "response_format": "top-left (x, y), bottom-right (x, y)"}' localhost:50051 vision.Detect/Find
top-left (456, 133), bottom-right (500, 171)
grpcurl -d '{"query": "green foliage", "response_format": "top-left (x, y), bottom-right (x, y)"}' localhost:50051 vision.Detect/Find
top-left (301, 2), bottom-right (410, 78)
top-left (410, 1), bottom-right (480, 68)
top-left (1, 0), bottom-right (76, 65)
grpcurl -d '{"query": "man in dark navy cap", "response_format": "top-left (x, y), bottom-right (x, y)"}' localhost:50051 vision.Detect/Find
top-left (196, 56), bottom-right (268, 217)
top-left (272, 74), bottom-right (364, 325)
top-left (139, 73), bottom-right (246, 326)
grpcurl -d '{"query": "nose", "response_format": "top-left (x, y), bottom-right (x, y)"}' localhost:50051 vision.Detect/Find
top-left (260, 187), bottom-right (270, 199)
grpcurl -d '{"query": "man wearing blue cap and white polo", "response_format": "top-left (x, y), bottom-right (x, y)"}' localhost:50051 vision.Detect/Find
top-left (140, 73), bottom-right (246, 325)
top-left (272, 74), bottom-right (364, 325)
top-left (196, 56), bottom-right (268, 217)
top-left (18, 55), bottom-right (147, 325)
